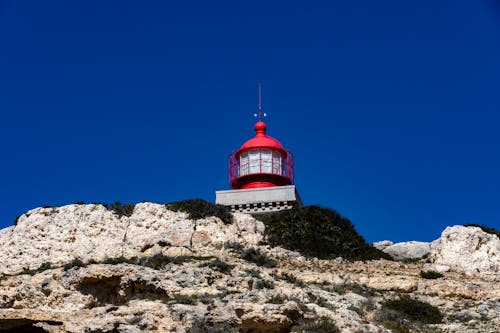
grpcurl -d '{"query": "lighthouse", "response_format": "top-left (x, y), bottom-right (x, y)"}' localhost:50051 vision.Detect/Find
top-left (216, 87), bottom-right (302, 214)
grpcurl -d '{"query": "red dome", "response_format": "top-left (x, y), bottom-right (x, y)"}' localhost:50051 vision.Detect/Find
top-left (238, 121), bottom-right (285, 154)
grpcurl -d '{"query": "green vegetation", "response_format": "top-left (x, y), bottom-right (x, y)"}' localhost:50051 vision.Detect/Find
top-left (267, 294), bottom-right (286, 304)
top-left (202, 258), bottom-right (234, 274)
top-left (383, 321), bottom-right (411, 333)
top-left (63, 258), bottom-right (86, 271)
top-left (172, 294), bottom-right (198, 305)
top-left (224, 241), bottom-right (245, 253)
top-left (259, 206), bottom-right (391, 261)
top-left (382, 296), bottom-right (443, 324)
top-left (166, 199), bottom-right (232, 224)
top-left (279, 272), bottom-right (306, 287)
top-left (255, 279), bottom-right (275, 289)
top-left (464, 223), bottom-right (500, 239)
top-left (104, 201), bottom-right (136, 218)
top-left (242, 248), bottom-right (277, 268)
top-left (420, 270), bottom-right (444, 279)
top-left (292, 317), bottom-right (340, 333)
top-left (66, 254), bottom-right (214, 272)
top-left (244, 268), bottom-right (262, 278)
top-left (403, 254), bottom-right (429, 263)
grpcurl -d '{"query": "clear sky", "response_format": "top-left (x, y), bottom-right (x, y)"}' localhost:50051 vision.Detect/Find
top-left (1, 0), bottom-right (499, 243)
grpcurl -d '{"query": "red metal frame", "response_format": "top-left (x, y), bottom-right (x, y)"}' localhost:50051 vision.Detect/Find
top-left (229, 148), bottom-right (294, 189)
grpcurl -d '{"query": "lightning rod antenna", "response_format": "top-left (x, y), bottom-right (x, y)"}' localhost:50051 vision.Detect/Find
top-left (254, 82), bottom-right (267, 120)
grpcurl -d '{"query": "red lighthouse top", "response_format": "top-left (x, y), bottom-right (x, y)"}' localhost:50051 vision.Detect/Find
top-left (239, 121), bottom-right (285, 152)
top-left (229, 120), bottom-right (294, 189)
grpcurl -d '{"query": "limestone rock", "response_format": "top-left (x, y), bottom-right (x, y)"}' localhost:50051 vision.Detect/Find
top-left (372, 240), bottom-right (393, 251)
top-left (0, 203), bottom-right (499, 333)
top-left (0, 203), bottom-right (264, 276)
top-left (381, 241), bottom-right (431, 261)
top-left (430, 225), bottom-right (500, 276)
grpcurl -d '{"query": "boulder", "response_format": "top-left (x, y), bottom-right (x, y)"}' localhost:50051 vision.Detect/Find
top-left (380, 241), bottom-right (431, 261)
top-left (430, 225), bottom-right (500, 276)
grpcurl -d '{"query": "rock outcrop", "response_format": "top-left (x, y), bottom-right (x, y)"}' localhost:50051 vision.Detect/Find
top-left (0, 203), bottom-right (498, 333)
top-left (377, 241), bottom-right (431, 261)
top-left (0, 203), bottom-right (264, 276)
top-left (430, 225), bottom-right (500, 276)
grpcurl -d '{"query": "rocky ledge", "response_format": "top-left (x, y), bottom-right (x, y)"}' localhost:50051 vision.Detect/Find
top-left (0, 203), bottom-right (498, 333)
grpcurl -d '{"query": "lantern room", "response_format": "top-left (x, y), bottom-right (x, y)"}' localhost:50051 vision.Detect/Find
top-left (229, 120), bottom-right (294, 189)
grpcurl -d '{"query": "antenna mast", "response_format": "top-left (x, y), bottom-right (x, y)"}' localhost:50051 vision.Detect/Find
top-left (255, 82), bottom-right (267, 120)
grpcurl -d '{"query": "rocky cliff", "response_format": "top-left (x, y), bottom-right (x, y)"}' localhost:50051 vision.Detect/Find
top-left (0, 203), bottom-right (498, 333)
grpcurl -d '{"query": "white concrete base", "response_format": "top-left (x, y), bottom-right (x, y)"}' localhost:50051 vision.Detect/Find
top-left (215, 185), bottom-right (302, 214)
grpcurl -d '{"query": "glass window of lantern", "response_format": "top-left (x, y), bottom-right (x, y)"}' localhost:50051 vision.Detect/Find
top-left (239, 152), bottom-right (249, 176)
top-left (272, 151), bottom-right (282, 175)
top-left (249, 150), bottom-right (260, 174)
top-left (261, 150), bottom-right (272, 173)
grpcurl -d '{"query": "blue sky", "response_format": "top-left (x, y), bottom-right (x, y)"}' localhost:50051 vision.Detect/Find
top-left (1, 0), bottom-right (499, 243)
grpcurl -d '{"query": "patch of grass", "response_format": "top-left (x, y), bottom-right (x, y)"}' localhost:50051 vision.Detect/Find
top-left (258, 206), bottom-right (392, 261)
top-left (202, 258), bottom-right (234, 274)
top-left (383, 296), bottom-right (443, 324)
top-left (420, 270), bottom-right (444, 279)
top-left (348, 305), bottom-right (364, 316)
top-left (383, 321), bottom-right (411, 333)
top-left (244, 268), bottom-right (262, 278)
top-left (403, 253), bottom-right (429, 263)
top-left (280, 272), bottom-right (306, 287)
top-left (316, 296), bottom-right (334, 309)
top-left (464, 223), bottom-right (500, 239)
top-left (267, 294), bottom-right (286, 304)
top-left (65, 254), bottom-right (215, 272)
top-left (34, 262), bottom-right (52, 273)
top-left (255, 279), bottom-right (275, 290)
top-left (172, 294), bottom-right (198, 305)
top-left (292, 317), bottom-right (340, 333)
top-left (166, 199), bottom-right (232, 224)
top-left (104, 201), bottom-right (136, 218)
top-left (242, 248), bottom-right (277, 268)
top-left (224, 241), bottom-right (245, 253)
top-left (63, 258), bottom-right (85, 271)
top-left (20, 267), bottom-right (35, 276)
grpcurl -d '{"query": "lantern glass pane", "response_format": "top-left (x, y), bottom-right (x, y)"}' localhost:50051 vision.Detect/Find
top-left (239, 152), bottom-right (249, 176)
top-left (249, 150), bottom-right (260, 174)
top-left (261, 150), bottom-right (272, 173)
top-left (273, 151), bottom-right (282, 175)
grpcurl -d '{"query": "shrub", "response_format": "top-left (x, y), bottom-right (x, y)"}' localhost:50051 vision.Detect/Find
top-left (464, 223), bottom-right (500, 239)
top-left (255, 279), bottom-right (275, 289)
top-left (35, 262), bottom-right (52, 273)
top-left (267, 294), bottom-right (286, 304)
top-left (104, 201), bottom-right (136, 218)
top-left (244, 268), bottom-right (262, 278)
top-left (173, 294), bottom-right (198, 305)
top-left (292, 317), bottom-right (340, 333)
top-left (166, 199), bottom-right (232, 224)
top-left (242, 248), bottom-right (277, 268)
top-left (63, 258), bottom-right (86, 271)
top-left (420, 270), bottom-right (444, 279)
top-left (403, 254), bottom-right (429, 263)
top-left (224, 241), bottom-right (245, 253)
top-left (280, 272), bottom-right (306, 287)
top-left (202, 259), bottom-right (234, 274)
top-left (20, 267), bottom-right (35, 275)
top-left (258, 206), bottom-right (391, 261)
top-left (383, 296), bottom-right (443, 324)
